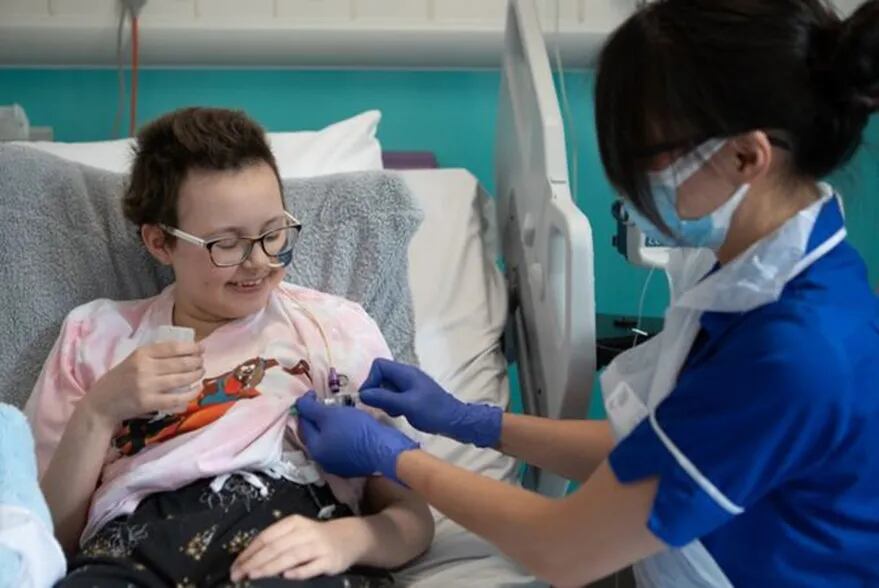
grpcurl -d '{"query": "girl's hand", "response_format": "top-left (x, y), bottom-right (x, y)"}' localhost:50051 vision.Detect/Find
top-left (230, 515), bottom-right (362, 582)
top-left (84, 341), bottom-right (204, 426)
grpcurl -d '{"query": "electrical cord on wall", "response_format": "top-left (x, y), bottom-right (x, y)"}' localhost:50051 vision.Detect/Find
top-left (116, 0), bottom-right (146, 137)
top-left (130, 11), bottom-right (140, 136)
top-left (632, 267), bottom-right (656, 347)
top-left (113, 4), bottom-right (129, 138)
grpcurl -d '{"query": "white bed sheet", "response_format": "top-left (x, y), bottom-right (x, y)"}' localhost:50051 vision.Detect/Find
top-left (396, 169), bottom-right (545, 587)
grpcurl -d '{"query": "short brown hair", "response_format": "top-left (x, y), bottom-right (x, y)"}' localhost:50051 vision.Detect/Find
top-left (123, 107), bottom-right (282, 229)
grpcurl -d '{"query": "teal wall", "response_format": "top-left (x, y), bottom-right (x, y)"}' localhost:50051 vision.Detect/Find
top-left (2, 68), bottom-right (876, 419)
top-left (2, 68), bottom-right (876, 319)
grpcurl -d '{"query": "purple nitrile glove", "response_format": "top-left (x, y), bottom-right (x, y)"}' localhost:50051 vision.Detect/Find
top-left (295, 391), bottom-right (419, 484)
top-left (358, 359), bottom-right (503, 449)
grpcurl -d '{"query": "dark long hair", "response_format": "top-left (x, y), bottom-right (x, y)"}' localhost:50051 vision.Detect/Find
top-left (595, 0), bottom-right (879, 225)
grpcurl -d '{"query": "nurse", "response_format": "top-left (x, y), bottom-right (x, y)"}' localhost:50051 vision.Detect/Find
top-left (289, 0), bottom-right (879, 586)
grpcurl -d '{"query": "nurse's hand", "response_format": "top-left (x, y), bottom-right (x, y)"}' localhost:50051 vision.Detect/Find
top-left (295, 391), bottom-right (419, 483)
top-left (358, 359), bottom-right (503, 449)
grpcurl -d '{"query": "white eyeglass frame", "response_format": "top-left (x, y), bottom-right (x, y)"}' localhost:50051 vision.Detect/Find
top-left (159, 211), bottom-right (302, 268)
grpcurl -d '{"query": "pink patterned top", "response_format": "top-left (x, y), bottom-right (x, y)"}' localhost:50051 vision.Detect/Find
top-left (25, 282), bottom-right (392, 544)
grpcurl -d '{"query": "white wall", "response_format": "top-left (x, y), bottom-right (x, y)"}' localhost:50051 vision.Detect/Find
top-left (0, 0), bottom-right (637, 67)
top-left (1, 0), bottom-right (863, 68)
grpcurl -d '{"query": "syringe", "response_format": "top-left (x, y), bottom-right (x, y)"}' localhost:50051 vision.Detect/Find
top-left (289, 393), bottom-right (360, 417)
top-left (319, 393), bottom-right (360, 407)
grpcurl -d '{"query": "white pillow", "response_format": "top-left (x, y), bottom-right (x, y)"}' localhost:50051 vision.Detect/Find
top-left (17, 137), bottom-right (135, 175)
top-left (14, 110), bottom-right (383, 179)
top-left (270, 110), bottom-right (383, 178)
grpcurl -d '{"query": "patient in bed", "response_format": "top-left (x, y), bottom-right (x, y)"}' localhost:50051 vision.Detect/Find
top-left (24, 107), bottom-right (433, 587)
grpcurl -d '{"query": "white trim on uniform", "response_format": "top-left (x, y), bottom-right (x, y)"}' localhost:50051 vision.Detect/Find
top-left (648, 411), bottom-right (745, 516)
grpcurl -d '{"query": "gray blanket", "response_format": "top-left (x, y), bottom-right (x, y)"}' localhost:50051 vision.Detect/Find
top-left (0, 145), bottom-right (422, 409)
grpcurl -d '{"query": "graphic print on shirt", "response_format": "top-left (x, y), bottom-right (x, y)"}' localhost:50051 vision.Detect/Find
top-left (112, 357), bottom-right (313, 456)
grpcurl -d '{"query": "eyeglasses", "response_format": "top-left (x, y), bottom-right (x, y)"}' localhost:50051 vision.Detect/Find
top-left (160, 211), bottom-right (302, 268)
top-left (636, 134), bottom-right (792, 160)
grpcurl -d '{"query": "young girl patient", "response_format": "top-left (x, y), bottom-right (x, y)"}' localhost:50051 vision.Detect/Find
top-left (24, 107), bottom-right (433, 587)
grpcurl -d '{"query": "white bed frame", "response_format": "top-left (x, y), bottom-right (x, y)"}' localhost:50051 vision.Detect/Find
top-left (497, 0), bottom-right (597, 497)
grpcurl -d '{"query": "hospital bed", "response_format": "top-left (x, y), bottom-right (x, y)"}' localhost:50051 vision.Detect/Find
top-left (383, 1), bottom-right (597, 583)
top-left (8, 1), bottom-right (596, 585)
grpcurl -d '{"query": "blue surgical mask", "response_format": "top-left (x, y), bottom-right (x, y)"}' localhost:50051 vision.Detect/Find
top-left (624, 139), bottom-right (750, 250)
